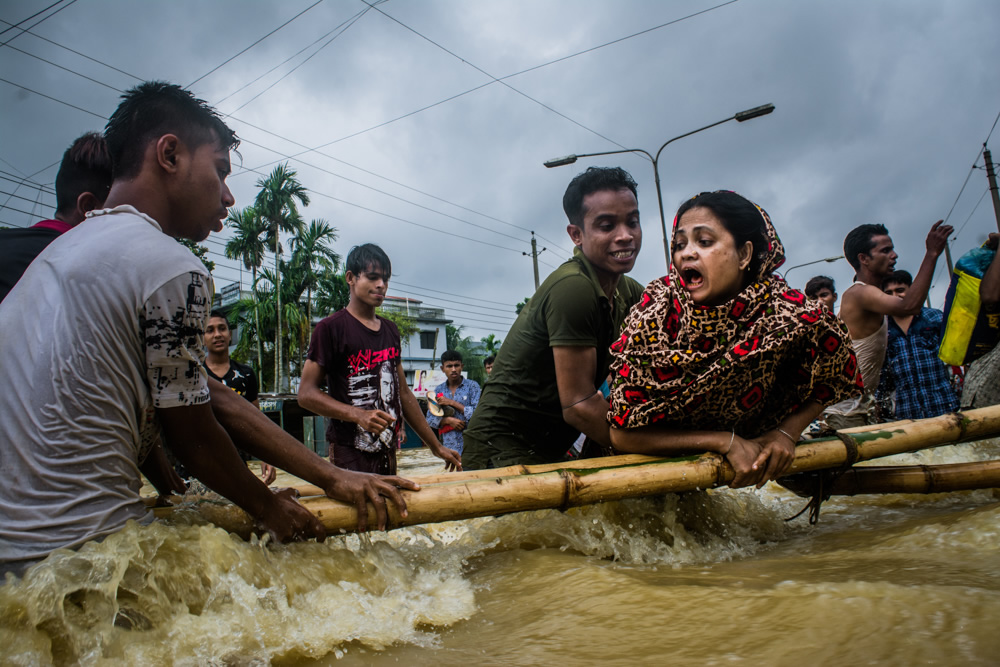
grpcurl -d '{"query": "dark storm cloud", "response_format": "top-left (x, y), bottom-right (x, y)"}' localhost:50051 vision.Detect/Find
top-left (2, 0), bottom-right (998, 336)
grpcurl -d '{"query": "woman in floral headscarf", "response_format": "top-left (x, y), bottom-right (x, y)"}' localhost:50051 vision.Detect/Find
top-left (608, 191), bottom-right (861, 488)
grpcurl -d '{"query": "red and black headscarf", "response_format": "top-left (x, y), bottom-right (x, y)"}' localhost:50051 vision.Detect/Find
top-left (608, 192), bottom-right (861, 436)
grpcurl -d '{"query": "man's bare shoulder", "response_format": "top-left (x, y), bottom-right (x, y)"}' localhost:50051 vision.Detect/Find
top-left (840, 282), bottom-right (889, 337)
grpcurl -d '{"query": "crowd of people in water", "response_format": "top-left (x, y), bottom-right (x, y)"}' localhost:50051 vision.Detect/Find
top-left (2, 80), bottom-right (998, 579)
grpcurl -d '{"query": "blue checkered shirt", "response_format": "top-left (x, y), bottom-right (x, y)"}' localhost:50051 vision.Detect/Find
top-left (425, 377), bottom-right (481, 454)
top-left (878, 308), bottom-right (958, 419)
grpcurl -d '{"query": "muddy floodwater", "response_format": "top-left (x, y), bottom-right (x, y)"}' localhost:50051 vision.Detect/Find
top-left (3, 441), bottom-right (999, 665)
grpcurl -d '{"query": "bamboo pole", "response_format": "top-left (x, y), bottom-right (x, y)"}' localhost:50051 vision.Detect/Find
top-left (152, 406), bottom-right (1000, 537)
top-left (779, 460), bottom-right (1000, 497)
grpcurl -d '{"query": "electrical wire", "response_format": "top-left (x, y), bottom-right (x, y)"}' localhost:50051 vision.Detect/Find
top-left (953, 187), bottom-right (990, 240)
top-left (0, 0), bottom-right (77, 45)
top-left (1, 44), bottom-right (537, 251)
top-left (0, 19), bottom-right (142, 82)
top-left (390, 279), bottom-right (514, 307)
top-left (284, 1), bottom-right (741, 156)
top-left (0, 20), bottom-right (569, 253)
top-left (0, 76), bottom-right (105, 119)
top-left (361, 0), bottom-right (628, 151)
top-left (222, 5), bottom-right (373, 116)
top-left (215, 5), bottom-right (373, 106)
top-left (187, 0), bottom-right (328, 87)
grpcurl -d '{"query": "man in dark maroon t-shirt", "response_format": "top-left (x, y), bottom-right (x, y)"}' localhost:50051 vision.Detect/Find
top-left (0, 132), bottom-right (112, 303)
top-left (299, 244), bottom-right (462, 474)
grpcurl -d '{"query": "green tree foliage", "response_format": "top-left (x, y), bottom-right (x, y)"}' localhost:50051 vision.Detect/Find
top-left (481, 333), bottom-right (502, 354)
top-left (313, 270), bottom-right (350, 316)
top-left (176, 237), bottom-right (215, 273)
top-left (515, 297), bottom-right (531, 315)
top-left (446, 324), bottom-right (486, 385)
top-left (254, 164), bottom-right (309, 392)
top-left (290, 219), bottom-right (340, 330)
top-left (378, 307), bottom-right (418, 340)
top-left (224, 205), bottom-right (267, 375)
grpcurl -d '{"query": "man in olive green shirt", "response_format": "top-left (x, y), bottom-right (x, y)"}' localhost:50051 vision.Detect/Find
top-left (463, 167), bottom-right (645, 468)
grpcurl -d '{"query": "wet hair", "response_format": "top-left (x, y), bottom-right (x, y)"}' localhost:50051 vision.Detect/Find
top-left (675, 191), bottom-right (769, 285)
top-left (104, 81), bottom-right (239, 180)
top-left (883, 269), bottom-right (913, 289)
top-left (441, 350), bottom-right (463, 364)
top-left (345, 243), bottom-right (392, 280)
top-left (562, 166), bottom-right (638, 227)
top-left (208, 309), bottom-right (231, 329)
top-left (804, 275), bottom-right (835, 298)
top-left (54, 132), bottom-right (112, 215)
top-left (484, 355), bottom-right (496, 366)
top-left (844, 223), bottom-right (888, 271)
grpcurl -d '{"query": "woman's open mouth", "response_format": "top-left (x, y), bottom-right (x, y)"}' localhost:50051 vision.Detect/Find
top-left (682, 267), bottom-right (704, 289)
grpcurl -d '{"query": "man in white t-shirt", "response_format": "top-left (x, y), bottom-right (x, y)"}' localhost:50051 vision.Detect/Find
top-left (0, 82), bottom-right (416, 577)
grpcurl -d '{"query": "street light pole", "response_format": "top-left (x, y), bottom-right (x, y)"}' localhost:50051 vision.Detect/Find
top-left (781, 255), bottom-right (844, 281)
top-left (544, 103), bottom-right (775, 266)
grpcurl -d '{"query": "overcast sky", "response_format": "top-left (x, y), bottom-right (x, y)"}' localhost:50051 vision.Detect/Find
top-left (3, 0), bottom-right (999, 340)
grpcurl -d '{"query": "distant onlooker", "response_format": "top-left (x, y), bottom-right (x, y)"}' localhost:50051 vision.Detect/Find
top-left (203, 310), bottom-right (275, 484)
top-left (299, 243), bottom-right (462, 473)
top-left (0, 132), bottom-right (112, 302)
top-left (824, 220), bottom-right (952, 429)
top-left (484, 355), bottom-right (496, 376)
top-left (962, 233), bottom-right (1000, 409)
top-left (804, 275), bottom-right (837, 312)
top-left (876, 270), bottom-right (958, 419)
top-left (425, 350), bottom-right (481, 455)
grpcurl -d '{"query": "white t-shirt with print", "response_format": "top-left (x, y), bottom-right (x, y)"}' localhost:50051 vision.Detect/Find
top-left (0, 205), bottom-right (212, 575)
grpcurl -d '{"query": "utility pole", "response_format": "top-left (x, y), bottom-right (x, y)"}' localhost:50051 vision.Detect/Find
top-left (523, 232), bottom-right (546, 290)
top-left (984, 144), bottom-right (1000, 233)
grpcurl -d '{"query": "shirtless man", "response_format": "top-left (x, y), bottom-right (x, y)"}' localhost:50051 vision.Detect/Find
top-left (825, 220), bottom-right (952, 428)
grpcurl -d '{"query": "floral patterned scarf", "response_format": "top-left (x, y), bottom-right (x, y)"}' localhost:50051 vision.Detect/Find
top-left (608, 194), bottom-right (861, 437)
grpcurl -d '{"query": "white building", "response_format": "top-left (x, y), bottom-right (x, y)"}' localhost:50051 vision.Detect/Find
top-left (379, 295), bottom-right (453, 387)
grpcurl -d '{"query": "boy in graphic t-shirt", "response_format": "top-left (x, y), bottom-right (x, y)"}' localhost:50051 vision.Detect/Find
top-left (299, 244), bottom-right (462, 474)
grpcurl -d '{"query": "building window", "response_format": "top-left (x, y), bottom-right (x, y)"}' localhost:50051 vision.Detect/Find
top-left (419, 331), bottom-right (436, 349)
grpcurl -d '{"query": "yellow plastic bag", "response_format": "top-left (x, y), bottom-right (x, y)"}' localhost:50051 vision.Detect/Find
top-left (939, 246), bottom-right (1000, 365)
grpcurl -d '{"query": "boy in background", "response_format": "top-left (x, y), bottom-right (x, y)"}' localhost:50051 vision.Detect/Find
top-left (299, 244), bottom-right (462, 474)
top-left (204, 309), bottom-right (275, 483)
top-left (425, 350), bottom-right (481, 455)
top-left (804, 275), bottom-right (837, 312)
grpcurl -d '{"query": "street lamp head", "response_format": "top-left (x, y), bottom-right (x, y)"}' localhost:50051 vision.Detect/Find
top-left (544, 155), bottom-right (578, 168)
top-left (824, 255), bottom-right (844, 263)
top-left (734, 103), bottom-right (775, 122)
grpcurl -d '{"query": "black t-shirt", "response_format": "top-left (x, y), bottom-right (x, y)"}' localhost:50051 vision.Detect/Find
top-left (204, 359), bottom-right (259, 402)
top-left (0, 226), bottom-right (62, 303)
top-left (203, 359), bottom-right (259, 463)
top-left (306, 310), bottom-right (402, 452)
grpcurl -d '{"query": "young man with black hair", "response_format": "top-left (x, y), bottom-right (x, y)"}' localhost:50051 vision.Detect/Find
top-left (462, 166), bottom-right (645, 468)
top-left (824, 220), bottom-right (952, 428)
top-left (203, 309), bottom-right (275, 484)
top-left (804, 275), bottom-right (837, 312)
top-left (299, 243), bottom-right (462, 474)
top-left (876, 269), bottom-right (958, 419)
top-left (0, 132), bottom-right (112, 302)
top-left (425, 350), bottom-right (481, 455)
top-left (0, 83), bottom-right (415, 577)
top-left (484, 355), bottom-right (496, 376)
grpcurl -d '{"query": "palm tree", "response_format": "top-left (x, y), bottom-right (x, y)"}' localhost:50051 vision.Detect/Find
top-left (481, 333), bottom-right (502, 355)
top-left (290, 219), bottom-right (340, 330)
top-left (255, 164), bottom-right (309, 392)
top-left (313, 269), bottom-right (350, 316)
top-left (224, 205), bottom-right (267, 375)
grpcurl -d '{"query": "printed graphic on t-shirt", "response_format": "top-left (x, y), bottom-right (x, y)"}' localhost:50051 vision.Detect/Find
top-left (349, 351), bottom-right (400, 452)
top-left (141, 271), bottom-right (211, 409)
